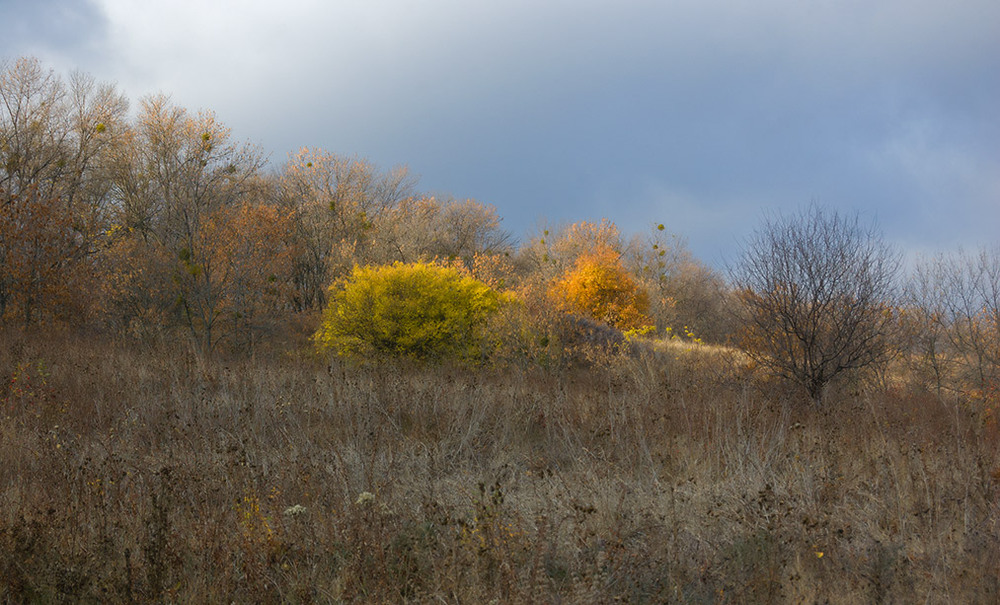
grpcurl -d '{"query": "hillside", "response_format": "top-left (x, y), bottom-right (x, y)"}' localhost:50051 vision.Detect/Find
top-left (1, 331), bottom-right (997, 602)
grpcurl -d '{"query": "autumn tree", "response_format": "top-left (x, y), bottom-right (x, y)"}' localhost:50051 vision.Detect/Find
top-left (0, 57), bottom-right (70, 201)
top-left (0, 185), bottom-right (86, 325)
top-left (98, 224), bottom-right (175, 337)
top-left (731, 206), bottom-right (900, 403)
top-left (111, 94), bottom-right (263, 245)
top-left (502, 219), bottom-right (630, 359)
top-left (154, 200), bottom-right (294, 353)
top-left (104, 95), bottom-right (267, 350)
top-left (520, 219), bottom-right (622, 282)
top-left (198, 202), bottom-right (294, 350)
top-left (0, 57), bottom-right (129, 326)
top-left (276, 148), bottom-right (416, 311)
top-left (514, 219), bottom-right (621, 307)
top-left (59, 70), bottom-right (131, 232)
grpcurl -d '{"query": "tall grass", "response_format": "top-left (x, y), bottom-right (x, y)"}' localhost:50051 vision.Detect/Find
top-left (0, 329), bottom-right (997, 602)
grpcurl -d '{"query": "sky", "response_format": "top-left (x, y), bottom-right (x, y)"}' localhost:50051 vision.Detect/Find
top-left (2, 0), bottom-right (998, 267)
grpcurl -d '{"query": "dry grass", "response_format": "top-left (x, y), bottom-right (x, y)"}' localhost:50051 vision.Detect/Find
top-left (0, 329), bottom-right (997, 603)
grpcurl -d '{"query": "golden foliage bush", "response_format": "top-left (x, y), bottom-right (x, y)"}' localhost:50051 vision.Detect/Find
top-left (548, 245), bottom-right (654, 332)
top-left (314, 261), bottom-right (506, 361)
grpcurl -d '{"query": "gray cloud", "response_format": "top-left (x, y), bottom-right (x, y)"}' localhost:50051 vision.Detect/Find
top-left (0, 0), bottom-right (108, 64)
top-left (4, 0), bottom-right (998, 264)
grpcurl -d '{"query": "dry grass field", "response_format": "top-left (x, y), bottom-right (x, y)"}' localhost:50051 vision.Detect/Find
top-left (1, 329), bottom-right (998, 603)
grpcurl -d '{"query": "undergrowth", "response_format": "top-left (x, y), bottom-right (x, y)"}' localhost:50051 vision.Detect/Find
top-left (0, 330), bottom-right (997, 603)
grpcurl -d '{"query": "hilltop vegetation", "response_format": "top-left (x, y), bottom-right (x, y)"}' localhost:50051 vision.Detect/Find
top-left (2, 57), bottom-right (999, 602)
top-left (0, 57), bottom-right (728, 357)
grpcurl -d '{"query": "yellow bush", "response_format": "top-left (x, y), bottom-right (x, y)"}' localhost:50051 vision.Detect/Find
top-left (314, 261), bottom-right (505, 360)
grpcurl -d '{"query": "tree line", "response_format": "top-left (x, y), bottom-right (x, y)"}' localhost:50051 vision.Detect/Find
top-left (2, 57), bottom-right (997, 404)
top-left (0, 58), bottom-right (723, 346)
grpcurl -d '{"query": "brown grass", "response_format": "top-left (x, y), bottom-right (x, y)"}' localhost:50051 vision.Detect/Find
top-left (0, 329), bottom-right (997, 603)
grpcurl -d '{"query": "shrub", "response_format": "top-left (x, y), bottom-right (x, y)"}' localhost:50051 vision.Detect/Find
top-left (314, 261), bottom-right (505, 360)
top-left (549, 245), bottom-right (654, 332)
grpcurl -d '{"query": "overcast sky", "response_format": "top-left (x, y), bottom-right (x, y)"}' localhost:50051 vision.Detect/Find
top-left (2, 0), bottom-right (998, 266)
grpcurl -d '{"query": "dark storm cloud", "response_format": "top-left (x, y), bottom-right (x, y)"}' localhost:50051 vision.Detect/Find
top-left (4, 0), bottom-right (999, 264)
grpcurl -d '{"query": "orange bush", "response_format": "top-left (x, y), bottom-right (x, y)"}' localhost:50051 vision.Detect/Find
top-left (549, 245), bottom-right (653, 332)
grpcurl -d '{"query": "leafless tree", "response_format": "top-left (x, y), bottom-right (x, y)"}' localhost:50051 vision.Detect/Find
top-left (730, 205), bottom-right (900, 402)
top-left (275, 148), bottom-right (417, 310)
top-left (369, 195), bottom-right (513, 266)
top-left (906, 246), bottom-right (1000, 396)
top-left (625, 226), bottom-right (734, 342)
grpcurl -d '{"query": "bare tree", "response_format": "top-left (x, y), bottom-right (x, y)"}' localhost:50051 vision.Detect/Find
top-left (625, 225), bottom-right (734, 342)
top-left (370, 195), bottom-right (513, 266)
top-left (275, 148), bottom-right (417, 310)
top-left (906, 246), bottom-right (1000, 396)
top-left (730, 205), bottom-right (900, 402)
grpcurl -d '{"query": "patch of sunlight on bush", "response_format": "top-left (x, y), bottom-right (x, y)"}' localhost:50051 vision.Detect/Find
top-left (314, 261), bottom-right (509, 361)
